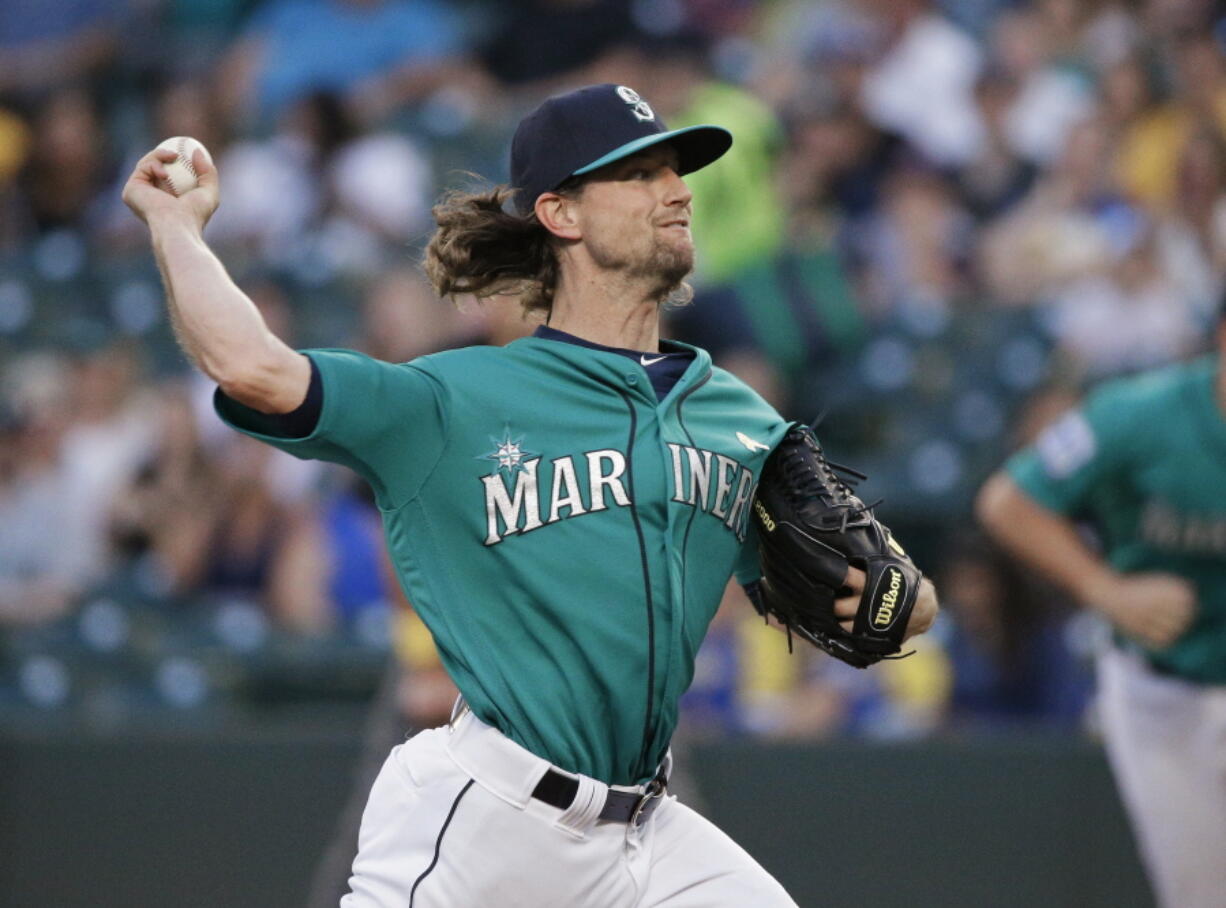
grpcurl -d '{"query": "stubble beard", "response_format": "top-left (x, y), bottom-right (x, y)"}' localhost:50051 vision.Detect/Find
top-left (589, 231), bottom-right (694, 300)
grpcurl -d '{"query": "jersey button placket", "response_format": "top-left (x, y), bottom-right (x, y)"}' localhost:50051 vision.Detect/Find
top-left (626, 373), bottom-right (639, 386)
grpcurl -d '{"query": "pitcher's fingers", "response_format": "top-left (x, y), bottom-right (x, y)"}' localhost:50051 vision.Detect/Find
top-left (843, 564), bottom-right (867, 593)
top-left (834, 592), bottom-right (859, 633)
top-left (128, 158), bottom-right (167, 187)
top-left (191, 148), bottom-right (215, 176)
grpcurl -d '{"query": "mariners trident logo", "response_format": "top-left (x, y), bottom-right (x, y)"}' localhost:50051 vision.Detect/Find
top-left (482, 427), bottom-right (536, 475)
top-left (616, 86), bottom-right (655, 122)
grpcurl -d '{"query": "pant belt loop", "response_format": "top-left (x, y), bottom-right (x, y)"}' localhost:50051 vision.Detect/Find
top-left (448, 695), bottom-right (469, 732)
top-left (555, 774), bottom-right (608, 837)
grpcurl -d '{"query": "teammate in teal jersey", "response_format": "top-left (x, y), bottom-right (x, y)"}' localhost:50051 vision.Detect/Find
top-left (123, 84), bottom-right (937, 906)
top-left (977, 315), bottom-right (1226, 908)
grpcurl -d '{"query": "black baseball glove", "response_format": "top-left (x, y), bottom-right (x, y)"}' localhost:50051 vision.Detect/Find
top-left (748, 423), bottom-right (921, 668)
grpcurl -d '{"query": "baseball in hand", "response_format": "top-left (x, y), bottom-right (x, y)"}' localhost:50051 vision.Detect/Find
top-left (155, 136), bottom-right (212, 196)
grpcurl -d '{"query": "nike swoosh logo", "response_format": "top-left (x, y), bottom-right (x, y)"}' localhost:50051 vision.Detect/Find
top-left (736, 431), bottom-right (771, 452)
top-left (640, 354), bottom-right (667, 366)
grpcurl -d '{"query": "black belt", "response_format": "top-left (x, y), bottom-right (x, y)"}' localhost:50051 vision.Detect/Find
top-left (532, 767), bottom-right (668, 827)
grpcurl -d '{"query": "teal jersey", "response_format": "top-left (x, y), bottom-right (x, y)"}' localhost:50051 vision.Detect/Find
top-left (217, 336), bottom-right (789, 783)
top-left (1008, 356), bottom-right (1226, 683)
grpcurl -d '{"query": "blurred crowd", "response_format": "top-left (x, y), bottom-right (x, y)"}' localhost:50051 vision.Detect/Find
top-left (0, 0), bottom-right (1223, 737)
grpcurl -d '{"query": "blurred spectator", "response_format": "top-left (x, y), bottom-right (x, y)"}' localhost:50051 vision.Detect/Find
top-left (0, 354), bottom-right (86, 625)
top-left (109, 396), bottom-right (324, 634)
top-left (1115, 28), bottom-right (1226, 209)
top-left (195, 435), bottom-right (320, 626)
top-left (987, 5), bottom-right (1095, 167)
top-left (158, 0), bottom-right (261, 72)
top-left (938, 532), bottom-right (1093, 729)
top-left (980, 117), bottom-right (1130, 307)
top-left (848, 164), bottom-right (975, 316)
top-left (1047, 211), bottom-right (1206, 378)
top-left (1154, 125), bottom-right (1226, 319)
top-left (60, 343), bottom-right (163, 579)
top-left (980, 110), bottom-right (1208, 377)
top-left (201, 100), bottom-right (325, 265)
top-left (0, 0), bottom-right (120, 98)
top-left (109, 385), bottom-right (215, 593)
top-left (266, 472), bottom-right (394, 635)
top-left (328, 129), bottom-right (433, 245)
top-left (357, 267), bottom-right (483, 363)
top-left (1097, 53), bottom-right (1157, 142)
top-left (0, 345), bottom-right (157, 624)
top-left (216, 0), bottom-right (469, 128)
top-left (0, 102), bottom-right (32, 249)
top-left (956, 70), bottom-right (1041, 220)
top-left (14, 87), bottom-right (114, 234)
top-left (480, 0), bottom-right (639, 89)
top-left (858, 0), bottom-right (985, 167)
top-left (206, 91), bottom-right (434, 274)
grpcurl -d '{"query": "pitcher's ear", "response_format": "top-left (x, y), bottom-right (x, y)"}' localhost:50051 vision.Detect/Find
top-left (535, 192), bottom-right (582, 241)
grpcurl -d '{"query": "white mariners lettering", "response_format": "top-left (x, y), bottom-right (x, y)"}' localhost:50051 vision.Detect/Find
top-left (615, 84), bottom-right (654, 122)
top-left (711, 455), bottom-right (738, 519)
top-left (685, 447), bottom-right (713, 507)
top-left (668, 443), bottom-right (687, 503)
top-left (483, 458), bottom-right (543, 545)
top-left (483, 450), bottom-right (631, 546)
top-left (670, 442), bottom-right (757, 542)
top-left (587, 450), bottom-right (631, 511)
top-left (1140, 499), bottom-right (1226, 556)
top-left (725, 471), bottom-right (756, 535)
top-left (480, 440), bottom-right (757, 546)
top-left (547, 456), bottom-right (587, 523)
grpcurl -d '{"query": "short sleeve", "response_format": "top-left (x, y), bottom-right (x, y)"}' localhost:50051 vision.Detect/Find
top-left (214, 348), bottom-right (447, 508)
top-left (733, 524), bottom-right (763, 586)
top-left (1006, 384), bottom-right (1141, 516)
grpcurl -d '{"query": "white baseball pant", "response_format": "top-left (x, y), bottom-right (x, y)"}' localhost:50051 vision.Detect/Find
top-left (1096, 645), bottom-right (1226, 908)
top-left (340, 709), bottom-right (796, 907)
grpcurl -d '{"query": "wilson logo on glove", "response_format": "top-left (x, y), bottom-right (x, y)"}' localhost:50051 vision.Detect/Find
top-left (870, 566), bottom-right (907, 631)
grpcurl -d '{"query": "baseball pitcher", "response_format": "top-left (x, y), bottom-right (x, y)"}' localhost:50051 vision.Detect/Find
top-left (123, 83), bottom-right (938, 906)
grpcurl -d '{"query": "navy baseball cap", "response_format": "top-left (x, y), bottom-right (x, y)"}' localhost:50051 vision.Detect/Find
top-left (510, 83), bottom-right (733, 215)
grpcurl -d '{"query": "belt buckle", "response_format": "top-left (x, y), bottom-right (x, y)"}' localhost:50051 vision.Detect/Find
top-left (629, 778), bottom-right (665, 828)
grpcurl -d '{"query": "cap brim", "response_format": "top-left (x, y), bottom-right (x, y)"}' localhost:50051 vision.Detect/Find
top-left (571, 124), bottom-right (732, 179)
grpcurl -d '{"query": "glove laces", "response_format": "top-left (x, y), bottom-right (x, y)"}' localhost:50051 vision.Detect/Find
top-left (780, 432), bottom-right (880, 532)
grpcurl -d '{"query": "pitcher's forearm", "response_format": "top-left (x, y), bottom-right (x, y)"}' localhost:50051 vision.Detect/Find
top-left (147, 211), bottom-right (281, 381)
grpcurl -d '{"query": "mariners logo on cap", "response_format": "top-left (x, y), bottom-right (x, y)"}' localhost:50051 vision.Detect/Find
top-left (615, 86), bottom-right (655, 123)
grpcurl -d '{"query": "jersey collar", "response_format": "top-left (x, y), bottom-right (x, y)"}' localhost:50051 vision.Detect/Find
top-left (511, 328), bottom-right (712, 396)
